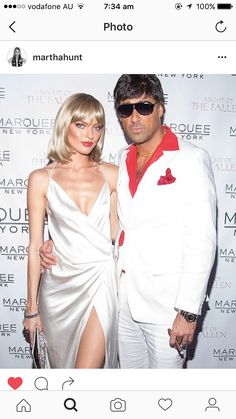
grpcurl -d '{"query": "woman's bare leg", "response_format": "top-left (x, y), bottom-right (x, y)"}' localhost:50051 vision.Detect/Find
top-left (75, 307), bottom-right (105, 368)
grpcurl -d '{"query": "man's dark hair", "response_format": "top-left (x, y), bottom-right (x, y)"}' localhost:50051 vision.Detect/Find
top-left (113, 74), bottom-right (165, 124)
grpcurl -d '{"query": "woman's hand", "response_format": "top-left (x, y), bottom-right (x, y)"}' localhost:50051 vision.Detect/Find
top-left (23, 315), bottom-right (42, 346)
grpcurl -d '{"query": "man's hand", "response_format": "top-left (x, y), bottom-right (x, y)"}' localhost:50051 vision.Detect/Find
top-left (169, 313), bottom-right (196, 349)
top-left (39, 240), bottom-right (57, 271)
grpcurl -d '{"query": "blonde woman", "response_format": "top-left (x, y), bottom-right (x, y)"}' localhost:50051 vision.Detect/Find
top-left (23, 93), bottom-right (118, 368)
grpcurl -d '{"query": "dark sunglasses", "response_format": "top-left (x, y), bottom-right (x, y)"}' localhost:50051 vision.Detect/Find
top-left (116, 101), bottom-right (157, 118)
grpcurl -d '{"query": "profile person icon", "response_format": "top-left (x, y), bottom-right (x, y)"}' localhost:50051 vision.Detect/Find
top-left (8, 47), bottom-right (26, 67)
top-left (205, 397), bottom-right (220, 412)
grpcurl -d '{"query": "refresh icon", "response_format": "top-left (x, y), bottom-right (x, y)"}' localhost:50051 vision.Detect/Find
top-left (215, 20), bottom-right (227, 33)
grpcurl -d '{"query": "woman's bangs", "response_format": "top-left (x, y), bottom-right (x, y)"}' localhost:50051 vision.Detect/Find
top-left (71, 102), bottom-right (104, 125)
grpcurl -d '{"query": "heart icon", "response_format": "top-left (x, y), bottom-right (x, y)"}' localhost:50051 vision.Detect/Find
top-left (158, 398), bottom-right (173, 411)
top-left (8, 377), bottom-right (23, 390)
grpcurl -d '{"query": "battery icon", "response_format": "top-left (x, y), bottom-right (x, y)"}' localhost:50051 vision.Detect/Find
top-left (217, 3), bottom-right (233, 9)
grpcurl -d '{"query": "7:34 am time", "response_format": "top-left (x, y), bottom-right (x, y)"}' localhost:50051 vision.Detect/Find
top-left (104, 3), bottom-right (134, 10)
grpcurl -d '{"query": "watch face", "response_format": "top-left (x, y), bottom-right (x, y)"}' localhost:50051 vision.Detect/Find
top-left (186, 313), bottom-right (196, 322)
top-left (180, 311), bottom-right (197, 322)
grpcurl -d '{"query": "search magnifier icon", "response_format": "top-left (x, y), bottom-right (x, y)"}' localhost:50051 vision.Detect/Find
top-left (34, 376), bottom-right (48, 390)
top-left (64, 398), bottom-right (78, 412)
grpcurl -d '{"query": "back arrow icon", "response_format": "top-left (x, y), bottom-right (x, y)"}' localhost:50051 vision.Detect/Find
top-left (9, 21), bottom-right (16, 33)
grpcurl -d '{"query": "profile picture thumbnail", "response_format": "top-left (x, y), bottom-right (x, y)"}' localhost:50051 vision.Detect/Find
top-left (8, 46), bottom-right (27, 67)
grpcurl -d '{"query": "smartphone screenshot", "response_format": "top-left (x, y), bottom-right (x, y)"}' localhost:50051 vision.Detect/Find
top-left (0, 1), bottom-right (235, 418)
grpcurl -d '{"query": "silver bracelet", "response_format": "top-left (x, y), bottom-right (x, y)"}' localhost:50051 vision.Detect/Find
top-left (24, 311), bottom-right (40, 319)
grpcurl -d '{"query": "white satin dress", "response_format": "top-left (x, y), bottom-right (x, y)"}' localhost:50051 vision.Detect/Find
top-left (38, 173), bottom-right (118, 368)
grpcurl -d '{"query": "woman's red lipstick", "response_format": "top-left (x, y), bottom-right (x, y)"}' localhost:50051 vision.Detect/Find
top-left (81, 141), bottom-right (93, 147)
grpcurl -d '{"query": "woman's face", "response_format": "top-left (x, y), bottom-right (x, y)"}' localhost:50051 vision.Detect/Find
top-left (67, 117), bottom-right (103, 156)
top-left (14, 48), bottom-right (20, 56)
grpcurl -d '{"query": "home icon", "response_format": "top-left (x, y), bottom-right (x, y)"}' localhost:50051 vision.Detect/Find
top-left (16, 399), bottom-right (31, 413)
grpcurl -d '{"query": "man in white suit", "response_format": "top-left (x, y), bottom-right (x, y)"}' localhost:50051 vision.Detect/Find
top-left (113, 74), bottom-right (216, 368)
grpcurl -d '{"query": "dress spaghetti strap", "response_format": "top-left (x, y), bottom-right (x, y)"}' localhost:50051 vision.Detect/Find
top-left (46, 161), bottom-right (57, 180)
top-left (103, 163), bottom-right (111, 191)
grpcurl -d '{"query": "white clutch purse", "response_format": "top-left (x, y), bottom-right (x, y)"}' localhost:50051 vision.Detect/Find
top-left (31, 330), bottom-right (51, 369)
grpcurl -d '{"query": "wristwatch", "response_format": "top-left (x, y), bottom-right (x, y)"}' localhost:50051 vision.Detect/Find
top-left (178, 310), bottom-right (197, 323)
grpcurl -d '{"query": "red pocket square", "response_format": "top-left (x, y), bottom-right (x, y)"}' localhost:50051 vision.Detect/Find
top-left (157, 168), bottom-right (176, 185)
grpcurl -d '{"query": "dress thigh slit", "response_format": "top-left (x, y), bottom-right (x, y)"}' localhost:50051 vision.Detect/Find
top-left (74, 305), bottom-right (106, 368)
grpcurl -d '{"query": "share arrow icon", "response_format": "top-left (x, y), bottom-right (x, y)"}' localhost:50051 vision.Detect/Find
top-left (187, 4), bottom-right (192, 8)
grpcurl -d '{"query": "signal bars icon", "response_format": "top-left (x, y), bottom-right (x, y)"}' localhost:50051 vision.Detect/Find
top-left (77, 3), bottom-right (84, 8)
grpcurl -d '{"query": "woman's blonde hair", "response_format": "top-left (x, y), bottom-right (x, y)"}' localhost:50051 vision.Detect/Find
top-left (48, 93), bottom-right (105, 163)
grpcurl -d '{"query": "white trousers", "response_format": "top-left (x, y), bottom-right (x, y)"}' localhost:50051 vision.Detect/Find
top-left (118, 274), bottom-right (185, 368)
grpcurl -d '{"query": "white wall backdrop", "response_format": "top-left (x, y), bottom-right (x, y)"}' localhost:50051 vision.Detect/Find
top-left (0, 74), bottom-right (235, 368)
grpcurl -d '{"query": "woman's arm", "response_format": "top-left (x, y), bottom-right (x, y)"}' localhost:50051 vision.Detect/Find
top-left (23, 169), bottom-right (48, 342)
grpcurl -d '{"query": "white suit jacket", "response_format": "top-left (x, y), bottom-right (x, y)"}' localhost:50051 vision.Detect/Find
top-left (116, 136), bottom-right (217, 324)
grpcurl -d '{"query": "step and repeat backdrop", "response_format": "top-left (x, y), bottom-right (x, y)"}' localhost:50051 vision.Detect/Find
top-left (0, 74), bottom-right (235, 368)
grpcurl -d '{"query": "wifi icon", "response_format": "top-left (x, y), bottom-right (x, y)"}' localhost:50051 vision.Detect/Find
top-left (77, 3), bottom-right (84, 8)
